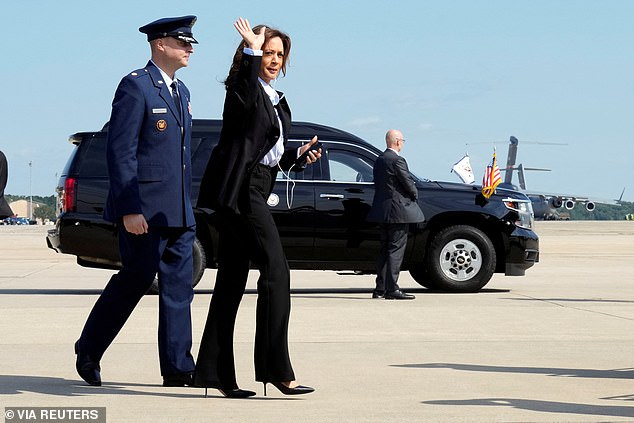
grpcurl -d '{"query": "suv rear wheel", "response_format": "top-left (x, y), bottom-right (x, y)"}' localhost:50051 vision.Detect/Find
top-left (147, 237), bottom-right (206, 294)
top-left (412, 225), bottom-right (495, 292)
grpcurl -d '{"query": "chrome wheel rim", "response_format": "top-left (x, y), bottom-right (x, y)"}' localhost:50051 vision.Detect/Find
top-left (439, 238), bottom-right (482, 281)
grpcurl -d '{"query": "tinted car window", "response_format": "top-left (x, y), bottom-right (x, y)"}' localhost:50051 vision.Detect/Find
top-left (60, 144), bottom-right (79, 177)
top-left (326, 149), bottom-right (374, 182)
top-left (76, 136), bottom-right (108, 177)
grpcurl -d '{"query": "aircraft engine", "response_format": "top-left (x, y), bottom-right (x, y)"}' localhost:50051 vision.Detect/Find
top-left (550, 197), bottom-right (563, 208)
top-left (585, 201), bottom-right (596, 212)
top-left (564, 200), bottom-right (576, 210)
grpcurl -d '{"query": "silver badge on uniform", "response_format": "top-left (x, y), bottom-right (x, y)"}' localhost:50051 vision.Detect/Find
top-left (152, 108), bottom-right (168, 114)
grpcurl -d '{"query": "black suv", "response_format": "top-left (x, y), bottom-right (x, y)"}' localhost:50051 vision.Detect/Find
top-left (47, 119), bottom-right (539, 293)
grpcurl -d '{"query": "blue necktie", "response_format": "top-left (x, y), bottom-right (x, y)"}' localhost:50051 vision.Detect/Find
top-left (171, 81), bottom-right (182, 121)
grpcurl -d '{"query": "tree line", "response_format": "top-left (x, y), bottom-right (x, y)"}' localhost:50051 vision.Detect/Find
top-left (568, 201), bottom-right (634, 221)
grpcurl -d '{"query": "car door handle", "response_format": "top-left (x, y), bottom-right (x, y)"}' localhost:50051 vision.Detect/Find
top-left (320, 193), bottom-right (345, 199)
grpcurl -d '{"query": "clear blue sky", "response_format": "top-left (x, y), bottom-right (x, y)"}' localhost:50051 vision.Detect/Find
top-left (2, 0), bottom-right (632, 201)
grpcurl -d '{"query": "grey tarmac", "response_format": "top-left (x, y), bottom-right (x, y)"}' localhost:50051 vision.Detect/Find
top-left (1, 221), bottom-right (633, 422)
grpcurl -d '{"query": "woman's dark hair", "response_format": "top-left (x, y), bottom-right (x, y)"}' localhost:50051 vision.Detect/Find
top-left (225, 25), bottom-right (291, 88)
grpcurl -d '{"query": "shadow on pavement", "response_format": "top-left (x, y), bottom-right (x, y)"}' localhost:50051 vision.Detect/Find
top-left (393, 362), bottom-right (634, 379)
top-left (0, 375), bottom-right (304, 401)
top-left (0, 287), bottom-right (510, 296)
top-left (0, 289), bottom-right (105, 295)
top-left (0, 375), bottom-right (197, 398)
top-left (509, 297), bottom-right (634, 304)
top-left (422, 397), bottom-right (634, 418)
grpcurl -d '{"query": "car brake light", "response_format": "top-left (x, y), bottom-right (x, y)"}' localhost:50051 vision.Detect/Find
top-left (63, 177), bottom-right (77, 212)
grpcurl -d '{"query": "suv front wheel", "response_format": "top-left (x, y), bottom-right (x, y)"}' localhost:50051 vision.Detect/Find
top-left (414, 225), bottom-right (496, 292)
top-left (147, 237), bottom-right (207, 294)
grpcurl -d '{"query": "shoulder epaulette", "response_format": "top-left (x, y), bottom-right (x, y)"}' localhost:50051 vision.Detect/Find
top-left (127, 68), bottom-right (150, 79)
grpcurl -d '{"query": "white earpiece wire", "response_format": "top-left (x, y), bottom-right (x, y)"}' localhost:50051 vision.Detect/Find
top-left (277, 162), bottom-right (296, 209)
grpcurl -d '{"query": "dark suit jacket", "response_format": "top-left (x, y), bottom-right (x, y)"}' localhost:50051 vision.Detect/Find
top-left (198, 53), bottom-right (301, 214)
top-left (103, 61), bottom-right (195, 228)
top-left (367, 149), bottom-right (425, 223)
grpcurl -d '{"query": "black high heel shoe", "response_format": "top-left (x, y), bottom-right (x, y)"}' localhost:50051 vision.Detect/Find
top-left (263, 382), bottom-right (315, 396)
top-left (203, 387), bottom-right (256, 398)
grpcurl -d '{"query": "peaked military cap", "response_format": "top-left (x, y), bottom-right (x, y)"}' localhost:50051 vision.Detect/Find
top-left (139, 15), bottom-right (198, 44)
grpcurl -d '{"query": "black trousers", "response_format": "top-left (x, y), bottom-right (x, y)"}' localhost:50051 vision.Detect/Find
top-left (375, 223), bottom-right (409, 293)
top-left (195, 164), bottom-right (295, 388)
top-left (78, 225), bottom-right (196, 376)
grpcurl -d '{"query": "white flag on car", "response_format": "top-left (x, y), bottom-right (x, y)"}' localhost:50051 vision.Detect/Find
top-left (451, 155), bottom-right (475, 184)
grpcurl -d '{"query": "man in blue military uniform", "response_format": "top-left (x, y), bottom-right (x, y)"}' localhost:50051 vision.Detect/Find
top-left (75, 16), bottom-right (199, 387)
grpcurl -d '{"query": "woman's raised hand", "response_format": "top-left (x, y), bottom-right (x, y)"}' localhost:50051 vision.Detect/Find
top-left (234, 17), bottom-right (265, 50)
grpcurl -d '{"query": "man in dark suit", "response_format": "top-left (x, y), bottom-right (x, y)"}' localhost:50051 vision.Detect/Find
top-left (367, 130), bottom-right (425, 300)
top-left (74, 16), bottom-right (199, 387)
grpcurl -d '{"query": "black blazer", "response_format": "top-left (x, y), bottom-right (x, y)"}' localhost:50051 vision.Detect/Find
top-left (198, 53), bottom-right (301, 214)
top-left (367, 149), bottom-right (425, 224)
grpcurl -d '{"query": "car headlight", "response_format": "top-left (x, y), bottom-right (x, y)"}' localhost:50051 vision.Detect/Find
top-left (503, 198), bottom-right (534, 229)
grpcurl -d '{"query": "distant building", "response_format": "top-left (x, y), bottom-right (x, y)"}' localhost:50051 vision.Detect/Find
top-left (8, 199), bottom-right (43, 218)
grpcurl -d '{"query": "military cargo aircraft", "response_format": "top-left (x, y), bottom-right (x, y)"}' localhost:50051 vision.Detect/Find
top-left (454, 136), bottom-right (618, 220)
top-left (497, 136), bottom-right (616, 220)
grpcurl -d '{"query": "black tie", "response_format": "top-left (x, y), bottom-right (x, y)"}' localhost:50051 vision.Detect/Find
top-left (171, 81), bottom-right (182, 121)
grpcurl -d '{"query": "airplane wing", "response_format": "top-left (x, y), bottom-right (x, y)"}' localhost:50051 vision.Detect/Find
top-left (523, 190), bottom-right (625, 220)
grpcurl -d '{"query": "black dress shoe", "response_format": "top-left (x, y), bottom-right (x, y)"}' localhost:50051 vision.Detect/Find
top-left (385, 289), bottom-right (415, 300)
top-left (264, 382), bottom-right (315, 396)
top-left (163, 372), bottom-right (194, 387)
top-left (74, 341), bottom-right (101, 386)
top-left (372, 290), bottom-right (385, 299)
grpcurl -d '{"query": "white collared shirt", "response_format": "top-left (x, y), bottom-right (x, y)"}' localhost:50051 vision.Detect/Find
top-left (151, 60), bottom-right (179, 99)
top-left (258, 77), bottom-right (285, 166)
top-left (388, 147), bottom-right (400, 156)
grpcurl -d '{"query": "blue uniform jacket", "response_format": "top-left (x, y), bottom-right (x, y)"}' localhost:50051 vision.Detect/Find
top-left (104, 61), bottom-right (195, 227)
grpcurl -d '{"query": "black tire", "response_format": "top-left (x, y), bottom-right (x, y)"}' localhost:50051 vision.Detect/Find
top-left (424, 225), bottom-right (495, 292)
top-left (147, 237), bottom-right (207, 295)
top-left (408, 265), bottom-right (440, 290)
